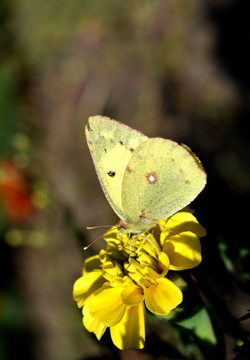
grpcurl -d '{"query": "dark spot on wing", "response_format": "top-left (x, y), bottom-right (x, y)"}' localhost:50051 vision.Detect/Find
top-left (130, 148), bottom-right (134, 152)
top-left (86, 122), bottom-right (92, 131)
top-left (104, 148), bottom-right (107, 153)
top-left (171, 158), bottom-right (175, 162)
top-left (119, 140), bottom-right (124, 145)
top-left (139, 209), bottom-right (146, 219)
top-left (126, 166), bottom-right (132, 173)
top-left (107, 171), bottom-right (116, 177)
top-left (146, 172), bottom-right (158, 184)
top-left (185, 179), bottom-right (190, 184)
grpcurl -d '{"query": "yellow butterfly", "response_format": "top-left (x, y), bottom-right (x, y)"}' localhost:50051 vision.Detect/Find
top-left (85, 116), bottom-right (206, 234)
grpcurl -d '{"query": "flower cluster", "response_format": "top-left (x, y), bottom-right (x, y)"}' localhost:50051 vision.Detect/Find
top-left (73, 209), bottom-right (206, 350)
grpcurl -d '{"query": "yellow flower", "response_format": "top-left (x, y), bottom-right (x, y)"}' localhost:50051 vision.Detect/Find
top-left (73, 208), bottom-right (206, 350)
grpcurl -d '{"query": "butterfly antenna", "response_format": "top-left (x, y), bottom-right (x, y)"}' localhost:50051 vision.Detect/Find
top-left (87, 225), bottom-right (118, 230)
top-left (84, 227), bottom-right (116, 250)
top-left (83, 233), bottom-right (105, 250)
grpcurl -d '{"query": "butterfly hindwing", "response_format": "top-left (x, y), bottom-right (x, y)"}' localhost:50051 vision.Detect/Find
top-left (122, 138), bottom-right (206, 232)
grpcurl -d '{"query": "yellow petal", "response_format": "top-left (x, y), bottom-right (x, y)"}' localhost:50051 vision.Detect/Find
top-left (126, 259), bottom-right (153, 289)
top-left (73, 271), bottom-right (104, 307)
top-left (121, 284), bottom-right (144, 305)
top-left (147, 252), bottom-right (170, 278)
top-left (137, 235), bottom-right (159, 255)
top-left (163, 231), bottom-right (202, 270)
top-left (103, 227), bottom-right (123, 243)
top-left (160, 211), bottom-right (206, 243)
top-left (89, 285), bottom-right (126, 326)
top-left (102, 261), bottom-right (124, 280)
top-left (145, 278), bottom-right (183, 315)
top-left (83, 255), bottom-right (102, 274)
top-left (83, 300), bottom-right (107, 340)
top-left (110, 303), bottom-right (145, 350)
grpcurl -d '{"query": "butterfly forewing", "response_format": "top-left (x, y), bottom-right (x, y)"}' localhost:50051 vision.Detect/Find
top-left (85, 116), bottom-right (148, 223)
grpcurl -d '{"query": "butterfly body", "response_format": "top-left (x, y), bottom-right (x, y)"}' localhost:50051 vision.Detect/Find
top-left (85, 116), bottom-right (206, 234)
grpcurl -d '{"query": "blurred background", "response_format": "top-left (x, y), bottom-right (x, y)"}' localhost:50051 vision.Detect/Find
top-left (1, 0), bottom-right (250, 359)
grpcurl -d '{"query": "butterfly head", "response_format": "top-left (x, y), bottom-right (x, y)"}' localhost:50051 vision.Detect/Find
top-left (118, 214), bottom-right (155, 235)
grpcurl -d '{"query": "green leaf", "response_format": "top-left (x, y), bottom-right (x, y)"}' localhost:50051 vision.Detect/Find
top-left (217, 236), bottom-right (234, 273)
top-left (176, 306), bottom-right (217, 345)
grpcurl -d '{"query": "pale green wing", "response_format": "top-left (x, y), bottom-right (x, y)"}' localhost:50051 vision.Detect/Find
top-left (122, 138), bottom-right (206, 231)
top-left (85, 116), bottom-right (148, 222)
